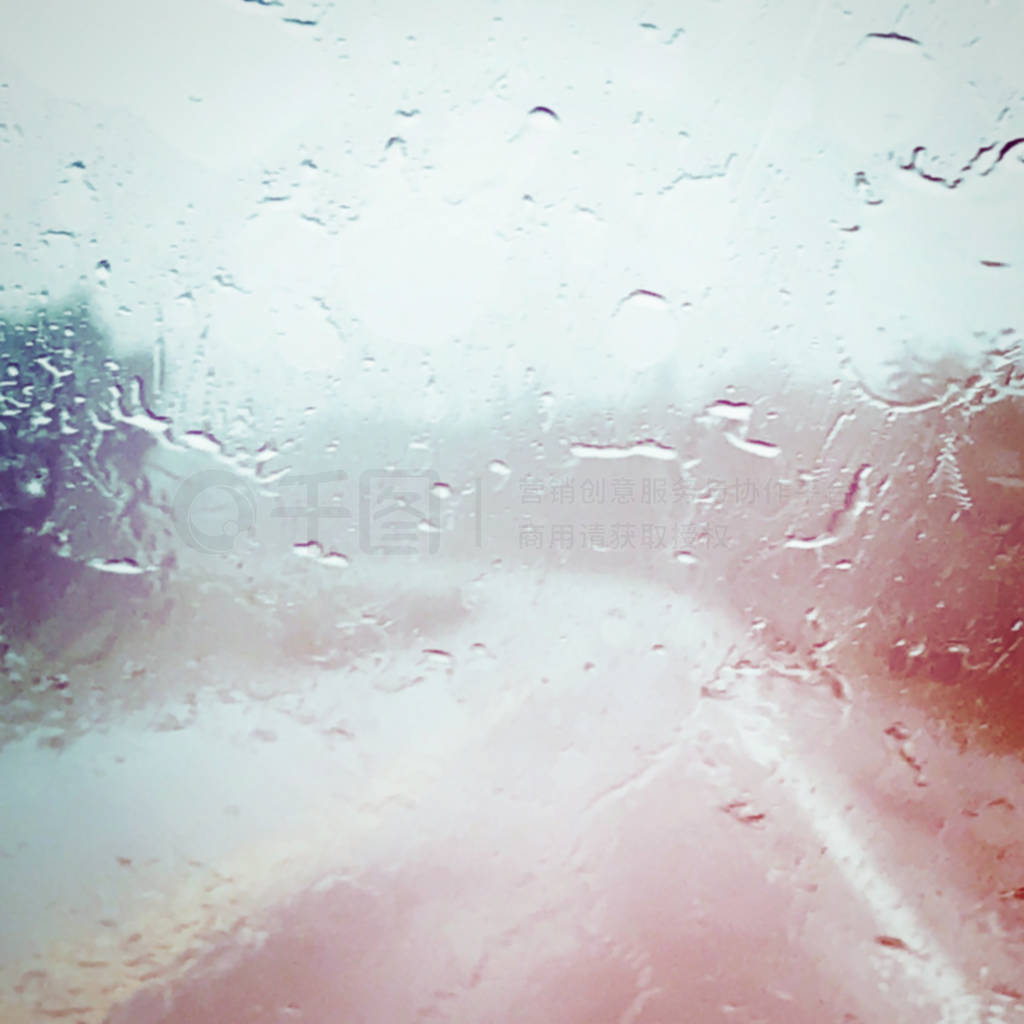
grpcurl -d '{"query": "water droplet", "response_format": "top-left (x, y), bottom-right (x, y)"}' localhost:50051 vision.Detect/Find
top-left (620, 288), bottom-right (668, 309)
top-left (423, 649), bottom-right (453, 666)
top-left (722, 799), bottom-right (766, 827)
top-left (20, 470), bottom-right (48, 498)
top-left (488, 459), bottom-right (511, 476)
top-left (181, 431), bottom-right (222, 454)
top-left (527, 104), bottom-right (559, 123)
top-left (674, 550), bottom-right (698, 565)
top-left (724, 435), bottom-right (781, 459)
top-left (569, 440), bottom-right (676, 461)
top-left (885, 722), bottom-right (912, 742)
top-left (86, 557), bottom-right (148, 575)
top-left (538, 391), bottom-right (555, 422)
top-left (705, 400), bottom-right (753, 423)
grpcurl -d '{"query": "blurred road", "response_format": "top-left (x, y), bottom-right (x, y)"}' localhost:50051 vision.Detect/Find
top-left (1, 565), bottom-right (1021, 1023)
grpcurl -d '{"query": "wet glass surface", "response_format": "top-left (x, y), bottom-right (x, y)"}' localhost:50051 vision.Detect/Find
top-left (1, 2), bottom-right (1023, 1021)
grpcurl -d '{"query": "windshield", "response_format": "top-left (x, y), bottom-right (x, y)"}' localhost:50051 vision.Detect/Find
top-left (1, 3), bottom-right (1023, 1022)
